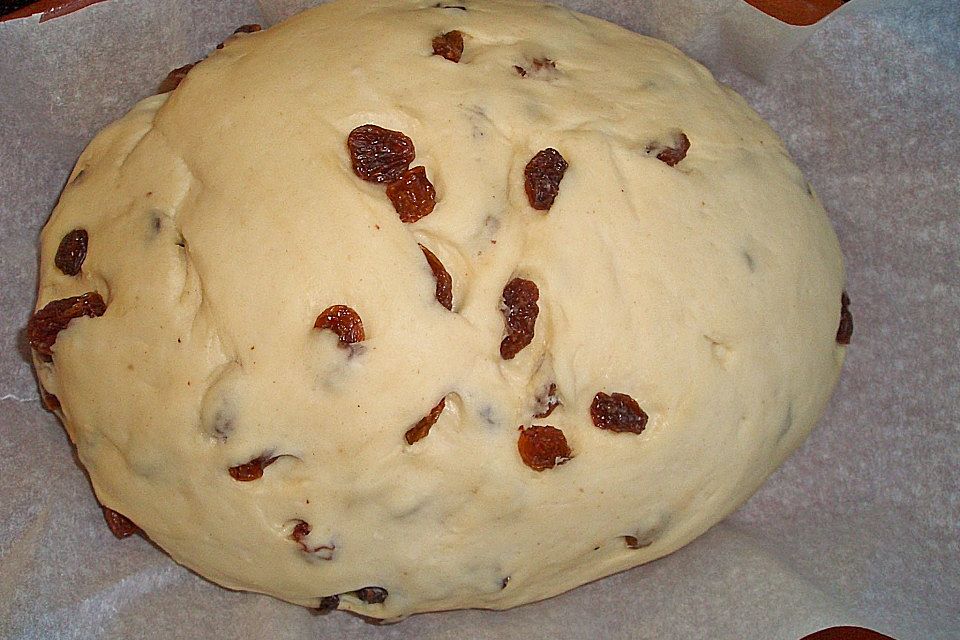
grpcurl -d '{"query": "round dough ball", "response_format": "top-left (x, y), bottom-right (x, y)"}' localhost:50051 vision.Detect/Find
top-left (32, 0), bottom-right (847, 620)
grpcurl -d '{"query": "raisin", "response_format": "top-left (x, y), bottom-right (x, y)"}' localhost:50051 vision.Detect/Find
top-left (290, 520), bottom-right (335, 557)
top-left (158, 63), bottom-right (194, 93)
top-left (291, 520), bottom-right (311, 544)
top-left (524, 148), bottom-right (568, 210)
top-left (315, 305), bottom-right (364, 346)
top-left (533, 382), bottom-right (560, 418)
top-left (353, 587), bottom-right (388, 604)
top-left (590, 392), bottom-right (648, 434)
top-left (432, 30), bottom-right (464, 62)
top-left (27, 292), bottom-right (107, 358)
top-left (102, 507), bottom-right (140, 539)
top-left (54, 229), bottom-right (88, 276)
top-left (624, 524), bottom-right (661, 549)
top-left (228, 454), bottom-right (278, 481)
top-left (216, 23), bottom-right (262, 49)
top-left (312, 595), bottom-right (340, 614)
top-left (405, 397), bottom-right (446, 445)
top-left (517, 425), bottom-right (571, 471)
top-left (624, 535), bottom-right (654, 550)
top-left (500, 277), bottom-right (539, 359)
top-left (386, 166), bottom-right (436, 223)
top-left (532, 58), bottom-right (556, 71)
top-left (41, 389), bottom-right (61, 412)
top-left (836, 291), bottom-right (853, 345)
top-left (418, 244), bottom-right (453, 310)
top-left (515, 58), bottom-right (556, 77)
top-left (655, 133), bottom-right (690, 167)
top-left (347, 125), bottom-right (416, 183)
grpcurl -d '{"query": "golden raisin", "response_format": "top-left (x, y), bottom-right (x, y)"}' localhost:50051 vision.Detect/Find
top-left (524, 148), bottom-right (568, 210)
top-left (405, 397), bottom-right (446, 445)
top-left (228, 454), bottom-right (278, 481)
top-left (517, 425), bottom-right (571, 471)
top-left (54, 229), bottom-right (88, 276)
top-left (500, 277), bottom-right (539, 359)
top-left (836, 291), bottom-right (853, 345)
top-left (590, 392), bottom-right (648, 434)
top-left (655, 132), bottom-right (690, 167)
top-left (432, 30), bottom-right (464, 62)
top-left (315, 305), bottom-right (365, 346)
top-left (27, 292), bottom-right (107, 358)
top-left (386, 166), bottom-right (436, 223)
top-left (102, 507), bottom-right (140, 539)
top-left (419, 244), bottom-right (453, 310)
top-left (347, 124), bottom-right (416, 183)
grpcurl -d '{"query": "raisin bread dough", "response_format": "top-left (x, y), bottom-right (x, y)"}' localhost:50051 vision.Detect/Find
top-left (32, 0), bottom-right (847, 620)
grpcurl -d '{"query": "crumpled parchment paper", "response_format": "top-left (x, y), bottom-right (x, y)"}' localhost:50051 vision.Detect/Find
top-left (0, 1), bottom-right (957, 638)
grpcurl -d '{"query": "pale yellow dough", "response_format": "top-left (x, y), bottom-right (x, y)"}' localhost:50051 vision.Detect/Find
top-left (33, 0), bottom-right (846, 620)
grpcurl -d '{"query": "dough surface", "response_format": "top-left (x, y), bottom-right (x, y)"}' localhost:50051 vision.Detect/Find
top-left (32, 0), bottom-right (847, 619)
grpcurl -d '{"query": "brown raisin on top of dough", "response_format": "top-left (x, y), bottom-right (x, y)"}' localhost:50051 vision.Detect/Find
top-left (524, 148), bottom-right (568, 211)
top-left (624, 535), bottom-right (654, 550)
top-left (41, 389), bottom-right (61, 412)
top-left (315, 305), bottom-right (365, 346)
top-left (386, 166), bottom-right (436, 223)
top-left (654, 133), bottom-right (690, 167)
top-left (27, 292), bottom-right (107, 358)
top-left (532, 57), bottom-right (556, 71)
top-left (405, 397), bottom-right (446, 445)
top-left (289, 520), bottom-right (336, 558)
top-left (500, 277), bottom-right (539, 359)
top-left (590, 392), bottom-right (648, 434)
top-left (347, 125), bottom-right (416, 183)
top-left (418, 244), bottom-right (453, 310)
top-left (533, 382), bottom-right (560, 418)
top-left (228, 454), bottom-right (278, 481)
top-left (54, 229), bottom-right (88, 276)
top-left (517, 425), bottom-right (572, 471)
top-left (432, 30), bottom-right (464, 62)
top-left (158, 63), bottom-right (195, 93)
top-left (515, 58), bottom-right (556, 77)
top-left (353, 587), bottom-right (389, 604)
top-left (311, 595), bottom-right (340, 614)
top-left (216, 24), bottom-right (262, 49)
top-left (102, 506), bottom-right (140, 539)
top-left (836, 291), bottom-right (853, 345)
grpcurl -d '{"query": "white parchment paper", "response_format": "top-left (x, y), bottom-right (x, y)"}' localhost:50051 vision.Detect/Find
top-left (1, 1), bottom-right (957, 638)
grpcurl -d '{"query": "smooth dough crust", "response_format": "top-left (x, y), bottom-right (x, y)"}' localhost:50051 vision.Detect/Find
top-left (33, 0), bottom-right (846, 620)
